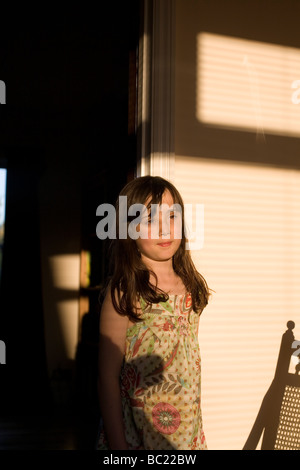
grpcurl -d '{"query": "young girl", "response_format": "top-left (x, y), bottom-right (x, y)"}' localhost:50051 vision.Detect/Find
top-left (97, 175), bottom-right (210, 450)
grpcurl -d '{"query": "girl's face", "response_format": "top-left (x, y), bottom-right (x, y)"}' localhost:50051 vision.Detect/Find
top-left (135, 190), bottom-right (182, 264)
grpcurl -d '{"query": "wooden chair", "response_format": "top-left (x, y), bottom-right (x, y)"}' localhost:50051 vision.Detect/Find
top-left (243, 321), bottom-right (300, 450)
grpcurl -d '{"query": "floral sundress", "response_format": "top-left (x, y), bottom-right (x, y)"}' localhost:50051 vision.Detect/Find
top-left (97, 293), bottom-right (207, 450)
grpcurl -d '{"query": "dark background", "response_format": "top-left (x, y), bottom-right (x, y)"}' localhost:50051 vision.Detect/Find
top-left (0, 3), bottom-right (140, 449)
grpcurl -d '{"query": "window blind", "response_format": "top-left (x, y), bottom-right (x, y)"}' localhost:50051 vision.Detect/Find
top-left (174, 156), bottom-right (300, 449)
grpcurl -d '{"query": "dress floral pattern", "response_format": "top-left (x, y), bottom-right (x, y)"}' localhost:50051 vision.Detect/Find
top-left (97, 293), bottom-right (207, 450)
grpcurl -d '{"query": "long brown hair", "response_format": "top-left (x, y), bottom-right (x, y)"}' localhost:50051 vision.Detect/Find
top-left (106, 176), bottom-right (210, 321)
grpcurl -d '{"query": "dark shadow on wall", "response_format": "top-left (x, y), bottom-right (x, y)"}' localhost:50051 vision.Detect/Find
top-left (243, 321), bottom-right (300, 450)
top-left (73, 288), bottom-right (102, 448)
top-left (0, 3), bottom-right (140, 450)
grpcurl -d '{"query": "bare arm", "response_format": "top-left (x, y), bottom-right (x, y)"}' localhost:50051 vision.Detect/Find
top-left (98, 288), bottom-right (129, 450)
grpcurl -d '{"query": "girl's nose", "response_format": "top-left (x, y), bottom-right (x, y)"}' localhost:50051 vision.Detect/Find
top-left (160, 216), bottom-right (170, 238)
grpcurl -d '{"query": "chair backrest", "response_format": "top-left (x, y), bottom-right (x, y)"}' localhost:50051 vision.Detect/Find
top-left (243, 321), bottom-right (300, 450)
top-left (273, 381), bottom-right (300, 450)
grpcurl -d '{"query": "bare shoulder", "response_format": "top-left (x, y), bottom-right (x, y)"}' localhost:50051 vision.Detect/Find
top-left (99, 287), bottom-right (130, 354)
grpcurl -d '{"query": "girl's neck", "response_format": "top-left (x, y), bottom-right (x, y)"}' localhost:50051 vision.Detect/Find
top-left (142, 257), bottom-right (186, 295)
top-left (142, 257), bottom-right (173, 278)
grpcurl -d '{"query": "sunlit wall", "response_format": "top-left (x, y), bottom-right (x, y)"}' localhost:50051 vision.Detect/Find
top-left (48, 254), bottom-right (81, 363)
top-left (174, 0), bottom-right (300, 450)
top-left (174, 157), bottom-right (300, 450)
top-left (197, 33), bottom-right (300, 137)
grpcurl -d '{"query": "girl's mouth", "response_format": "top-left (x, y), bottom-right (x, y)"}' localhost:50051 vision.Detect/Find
top-left (157, 241), bottom-right (172, 247)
